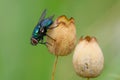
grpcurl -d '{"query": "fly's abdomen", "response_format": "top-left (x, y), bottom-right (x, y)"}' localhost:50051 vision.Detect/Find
top-left (41, 19), bottom-right (53, 28)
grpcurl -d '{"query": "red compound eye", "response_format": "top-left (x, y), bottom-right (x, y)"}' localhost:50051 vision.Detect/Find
top-left (31, 38), bottom-right (38, 45)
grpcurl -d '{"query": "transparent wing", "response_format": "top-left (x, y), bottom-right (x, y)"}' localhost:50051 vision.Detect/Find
top-left (48, 14), bottom-right (54, 20)
top-left (38, 9), bottom-right (47, 24)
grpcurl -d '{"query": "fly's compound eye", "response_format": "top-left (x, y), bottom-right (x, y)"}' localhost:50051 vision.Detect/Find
top-left (31, 37), bottom-right (38, 45)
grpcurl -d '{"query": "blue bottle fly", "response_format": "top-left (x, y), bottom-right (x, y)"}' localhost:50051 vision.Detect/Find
top-left (31, 9), bottom-right (54, 46)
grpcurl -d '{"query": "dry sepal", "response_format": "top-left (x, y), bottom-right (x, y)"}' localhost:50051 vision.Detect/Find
top-left (73, 36), bottom-right (104, 78)
top-left (46, 15), bottom-right (76, 56)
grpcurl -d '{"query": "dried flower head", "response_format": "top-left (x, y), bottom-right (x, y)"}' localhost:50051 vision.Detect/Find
top-left (46, 15), bottom-right (76, 56)
top-left (73, 36), bottom-right (104, 78)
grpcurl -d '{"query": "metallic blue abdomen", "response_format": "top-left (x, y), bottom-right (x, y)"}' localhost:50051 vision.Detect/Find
top-left (41, 19), bottom-right (53, 28)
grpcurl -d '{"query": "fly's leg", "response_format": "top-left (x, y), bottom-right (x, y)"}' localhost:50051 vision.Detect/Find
top-left (39, 40), bottom-right (45, 45)
top-left (48, 21), bottom-right (64, 30)
top-left (46, 34), bottom-right (56, 41)
top-left (39, 39), bottom-right (52, 46)
top-left (48, 24), bottom-right (58, 29)
top-left (48, 26), bottom-right (57, 29)
top-left (45, 42), bottom-right (52, 46)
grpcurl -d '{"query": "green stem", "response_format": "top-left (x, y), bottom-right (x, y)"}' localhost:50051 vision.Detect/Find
top-left (87, 78), bottom-right (90, 80)
top-left (52, 56), bottom-right (58, 80)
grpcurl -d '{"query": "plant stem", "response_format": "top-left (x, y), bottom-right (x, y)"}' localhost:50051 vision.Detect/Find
top-left (87, 78), bottom-right (90, 80)
top-left (52, 56), bottom-right (58, 80)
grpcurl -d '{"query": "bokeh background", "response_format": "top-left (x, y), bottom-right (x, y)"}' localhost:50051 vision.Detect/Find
top-left (0, 0), bottom-right (120, 80)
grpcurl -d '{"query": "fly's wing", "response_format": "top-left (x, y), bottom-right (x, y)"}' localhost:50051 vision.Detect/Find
top-left (38, 9), bottom-right (47, 24)
top-left (48, 14), bottom-right (54, 20)
top-left (47, 15), bottom-right (55, 28)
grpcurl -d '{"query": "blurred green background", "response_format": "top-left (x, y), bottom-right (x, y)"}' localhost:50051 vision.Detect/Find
top-left (0, 0), bottom-right (120, 80)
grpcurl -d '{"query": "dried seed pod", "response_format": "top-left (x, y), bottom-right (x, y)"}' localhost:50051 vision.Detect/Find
top-left (73, 36), bottom-right (104, 78)
top-left (46, 15), bottom-right (76, 56)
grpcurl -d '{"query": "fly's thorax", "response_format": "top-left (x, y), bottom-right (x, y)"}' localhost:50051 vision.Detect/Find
top-left (32, 25), bottom-right (40, 37)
